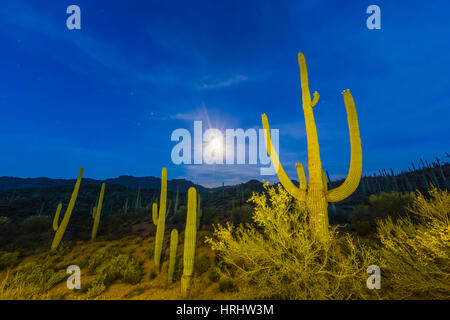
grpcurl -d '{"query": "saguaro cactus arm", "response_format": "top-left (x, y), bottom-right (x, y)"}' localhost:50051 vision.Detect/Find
top-left (152, 202), bottom-right (158, 225)
top-left (52, 203), bottom-right (62, 231)
top-left (311, 91), bottom-right (320, 107)
top-left (261, 114), bottom-right (306, 201)
top-left (295, 163), bottom-right (307, 191)
top-left (326, 90), bottom-right (363, 203)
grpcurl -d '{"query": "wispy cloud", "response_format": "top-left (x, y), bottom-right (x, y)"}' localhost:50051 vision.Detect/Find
top-left (198, 75), bottom-right (248, 89)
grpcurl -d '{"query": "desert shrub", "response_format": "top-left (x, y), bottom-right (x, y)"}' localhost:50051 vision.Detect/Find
top-left (172, 255), bottom-right (183, 282)
top-left (0, 217), bottom-right (13, 247)
top-left (123, 284), bottom-right (146, 298)
top-left (85, 246), bottom-right (143, 297)
top-left (0, 216), bottom-right (11, 231)
top-left (0, 251), bottom-right (20, 270)
top-left (328, 207), bottom-right (349, 225)
top-left (368, 192), bottom-right (414, 221)
top-left (206, 183), bottom-right (377, 300)
top-left (218, 277), bottom-right (235, 293)
top-left (86, 281), bottom-right (106, 298)
top-left (144, 247), bottom-right (154, 258)
top-left (195, 253), bottom-right (211, 275)
top-left (231, 204), bottom-right (253, 225)
top-left (352, 220), bottom-right (372, 236)
top-left (350, 193), bottom-right (415, 235)
top-left (208, 268), bottom-right (220, 282)
top-left (87, 247), bottom-right (120, 273)
top-left (5, 262), bottom-right (65, 293)
top-left (376, 187), bottom-right (450, 299)
top-left (20, 215), bottom-right (51, 233)
top-left (201, 207), bottom-right (216, 227)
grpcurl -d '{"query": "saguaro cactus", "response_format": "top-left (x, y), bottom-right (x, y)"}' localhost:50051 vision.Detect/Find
top-left (262, 53), bottom-right (362, 240)
top-left (91, 183), bottom-right (105, 241)
top-left (152, 202), bottom-right (158, 225)
top-left (181, 187), bottom-right (197, 296)
top-left (51, 167), bottom-right (83, 251)
top-left (168, 229), bottom-right (179, 284)
top-left (154, 168), bottom-right (167, 272)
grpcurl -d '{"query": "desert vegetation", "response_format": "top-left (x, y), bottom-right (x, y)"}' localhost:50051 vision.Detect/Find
top-left (0, 53), bottom-right (448, 300)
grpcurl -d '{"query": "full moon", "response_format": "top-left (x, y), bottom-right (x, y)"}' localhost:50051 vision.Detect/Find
top-left (209, 137), bottom-right (222, 154)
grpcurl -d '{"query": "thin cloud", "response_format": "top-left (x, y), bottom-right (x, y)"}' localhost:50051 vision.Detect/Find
top-left (198, 75), bottom-right (248, 89)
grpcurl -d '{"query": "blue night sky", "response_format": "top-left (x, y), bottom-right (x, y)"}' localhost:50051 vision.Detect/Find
top-left (0, 1), bottom-right (449, 187)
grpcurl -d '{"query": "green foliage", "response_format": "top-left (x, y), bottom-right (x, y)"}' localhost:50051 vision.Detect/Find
top-left (350, 192), bottom-right (415, 235)
top-left (144, 246), bottom-right (154, 258)
top-left (218, 277), bottom-right (235, 293)
top-left (195, 253), bottom-right (211, 275)
top-left (8, 262), bottom-right (65, 292)
top-left (206, 184), bottom-right (377, 299)
top-left (0, 251), bottom-right (20, 270)
top-left (230, 204), bottom-right (253, 225)
top-left (85, 246), bottom-right (143, 297)
top-left (208, 268), bottom-right (220, 283)
top-left (376, 187), bottom-right (450, 299)
top-left (0, 216), bottom-right (11, 228)
top-left (353, 220), bottom-right (372, 236)
top-left (21, 215), bottom-right (51, 233)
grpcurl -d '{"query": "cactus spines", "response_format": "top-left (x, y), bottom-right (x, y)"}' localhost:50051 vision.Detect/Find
top-left (154, 167), bottom-right (167, 272)
top-left (91, 183), bottom-right (105, 241)
top-left (168, 229), bottom-right (179, 284)
top-left (52, 203), bottom-right (62, 232)
top-left (262, 53), bottom-right (362, 241)
top-left (181, 187), bottom-right (197, 296)
top-left (152, 202), bottom-right (158, 225)
top-left (51, 167), bottom-right (83, 252)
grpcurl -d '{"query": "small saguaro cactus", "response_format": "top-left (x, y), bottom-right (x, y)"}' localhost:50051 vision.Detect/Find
top-left (91, 183), bottom-right (105, 241)
top-left (262, 53), bottom-right (362, 241)
top-left (167, 229), bottom-right (179, 284)
top-left (154, 168), bottom-right (167, 272)
top-left (51, 167), bottom-right (83, 252)
top-left (181, 187), bottom-right (197, 296)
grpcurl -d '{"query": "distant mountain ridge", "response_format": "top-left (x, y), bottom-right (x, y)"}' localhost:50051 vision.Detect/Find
top-left (0, 175), bottom-right (209, 193)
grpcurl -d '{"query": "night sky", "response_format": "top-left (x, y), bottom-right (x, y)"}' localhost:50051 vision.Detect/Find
top-left (0, 1), bottom-right (449, 187)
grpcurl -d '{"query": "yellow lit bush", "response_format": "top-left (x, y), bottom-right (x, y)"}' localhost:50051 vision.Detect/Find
top-left (206, 183), bottom-right (377, 299)
top-left (377, 187), bottom-right (449, 299)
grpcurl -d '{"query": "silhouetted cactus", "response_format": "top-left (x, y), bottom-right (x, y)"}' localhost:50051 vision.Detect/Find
top-left (262, 53), bottom-right (362, 240)
top-left (51, 168), bottom-right (83, 252)
top-left (181, 187), bottom-right (197, 295)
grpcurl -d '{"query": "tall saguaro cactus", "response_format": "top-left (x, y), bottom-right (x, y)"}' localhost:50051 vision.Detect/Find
top-left (262, 53), bottom-right (362, 240)
top-left (168, 229), bottom-right (179, 284)
top-left (181, 187), bottom-right (197, 296)
top-left (51, 167), bottom-right (83, 251)
top-left (154, 168), bottom-right (167, 272)
top-left (91, 183), bottom-right (105, 241)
